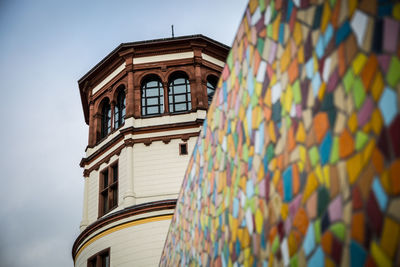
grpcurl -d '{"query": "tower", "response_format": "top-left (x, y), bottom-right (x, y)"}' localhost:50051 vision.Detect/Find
top-left (72, 35), bottom-right (229, 266)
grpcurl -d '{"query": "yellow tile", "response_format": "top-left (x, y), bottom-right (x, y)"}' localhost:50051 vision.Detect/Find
top-left (347, 153), bottom-right (363, 184)
top-left (293, 22), bottom-right (303, 46)
top-left (349, 0), bottom-right (357, 16)
top-left (315, 164), bottom-right (324, 184)
top-left (371, 242), bottom-right (392, 267)
top-left (381, 170), bottom-right (391, 194)
top-left (303, 172), bottom-right (319, 203)
top-left (298, 161), bottom-right (304, 172)
top-left (371, 109), bottom-right (383, 136)
top-left (318, 82), bottom-right (326, 101)
top-left (352, 53), bottom-right (368, 75)
top-left (296, 122), bottom-right (306, 143)
top-left (284, 85), bottom-right (293, 112)
top-left (269, 121), bottom-right (276, 143)
top-left (255, 209), bottom-right (263, 234)
top-left (298, 45), bottom-right (305, 64)
top-left (272, 13), bottom-right (281, 41)
top-left (281, 203), bottom-right (289, 220)
top-left (371, 71), bottom-right (384, 101)
top-left (381, 217), bottom-right (400, 259)
top-left (323, 165), bottom-right (330, 188)
top-left (264, 86), bottom-right (272, 107)
top-left (321, 1), bottom-right (332, 32)
top-left (273, 170), bottom-right (281, 186)
top-left (362, 139), bottom-right (375, 165)
top-left (299, 145), bottom-right (307, 163)
top-left (394, 3), bottom-right (400, 20)
top-left (348, 112), bottom-right (358, 133)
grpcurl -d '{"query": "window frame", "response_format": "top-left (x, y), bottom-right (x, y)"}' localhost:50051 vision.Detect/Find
top-left (206, 75), bottom-right (218, 106)
top-left (114, 89), bottom-right (126, 129)
top-left (100, 101), bottom-right (111, 139)
top-left (98, 161), bottom-right (118, 217)
top-left (87, 247), bottom-right (110, 267)
top-left (168, 74), bottom-right (191, 113)
top-left (141, 77), bottom-right (164, 116)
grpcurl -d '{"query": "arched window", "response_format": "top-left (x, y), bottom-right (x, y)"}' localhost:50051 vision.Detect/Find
top-left (114, 88), bottom-right (126, 129)
top-left (141, 76), bottom-right (164, 116)
top-left (168, 73), bottom-right (191, 113)
top-left (101, 99), bottom-right (111, 139)
top-left (206, 75), bottom-right (218, 106)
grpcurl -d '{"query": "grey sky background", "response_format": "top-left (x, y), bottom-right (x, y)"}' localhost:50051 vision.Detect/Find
top-left (0, 0), bottom-right (247, 266)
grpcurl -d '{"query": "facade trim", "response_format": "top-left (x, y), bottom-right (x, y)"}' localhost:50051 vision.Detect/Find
top-left (72, 199), bottom-right (176, 260)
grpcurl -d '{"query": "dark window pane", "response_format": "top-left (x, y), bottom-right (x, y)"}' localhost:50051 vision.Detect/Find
top-left (103, 170), bottom-right (108, 188)
top-left (112, 165), bottom-right (118, 182)
top-left (112, 189), bottom-right (118, 207)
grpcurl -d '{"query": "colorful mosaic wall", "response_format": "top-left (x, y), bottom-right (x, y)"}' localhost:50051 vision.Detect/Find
top-left (161, 0), bottom-right (400, 265)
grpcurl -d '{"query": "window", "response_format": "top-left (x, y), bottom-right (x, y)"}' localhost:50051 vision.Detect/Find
top-left (114, 89), bottom-right (126, 129)
top-left (88, 248), bottom-right (110, 267)
top-left (168, 74), bottom-right (191, 113)
top-left (101, 100), bottom-right (111, 139)
top-left (206, 75), bottom-right (218, 106)
top-left (99, 162), bottom-right (118, 217)
top-left (141, 77), bottom-right (164, 116)
top-left (179, 143), bottom-right (188, 155)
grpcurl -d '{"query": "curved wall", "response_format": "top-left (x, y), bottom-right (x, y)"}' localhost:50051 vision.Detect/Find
top-left (162, 0), bottom-right (400, 266)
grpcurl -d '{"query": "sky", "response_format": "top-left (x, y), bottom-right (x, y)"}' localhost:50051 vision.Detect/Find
top-left (0, 0), bottom-right (247, 266)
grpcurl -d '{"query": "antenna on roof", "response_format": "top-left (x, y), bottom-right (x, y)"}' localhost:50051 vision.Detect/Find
top-left (171, 25), bottom-right (174, 38)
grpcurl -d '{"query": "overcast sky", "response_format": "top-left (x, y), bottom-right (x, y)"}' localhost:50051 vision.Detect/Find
top-left (0, 0), bottom-right (246, 266)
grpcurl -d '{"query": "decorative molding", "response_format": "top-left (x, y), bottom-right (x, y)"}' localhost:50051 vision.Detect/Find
top-left (72, 199), bottom-right (177, 260)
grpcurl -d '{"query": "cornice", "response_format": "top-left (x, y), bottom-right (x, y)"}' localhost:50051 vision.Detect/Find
top-left (72, 199), bottom-right (177, 260)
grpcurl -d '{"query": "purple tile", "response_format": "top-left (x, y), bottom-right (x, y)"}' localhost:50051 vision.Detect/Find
top-left (383, 18), bottom-right (399, 53)
top-left (389, 115), bottom-right (400, 157)
top-left (327, 69), bottom-right (339, 92)
top-left (284, 214), bottom-right (292, 234)
top-left (367, 192), bottom-right (383, 235)
top-left (357, 97), bottom-right (374, 127)
top-left (268, 41), bottom-right (278, 64)
top-left (378, 54), bottom-right (391, 73)
top-left (289, 194), bottom-right (302, 217)
top-left (328, 195), bottom-right (342, 222)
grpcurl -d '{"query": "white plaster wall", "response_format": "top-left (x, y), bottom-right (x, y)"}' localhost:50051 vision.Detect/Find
top-left (75, 219), bottom-right (171, 267)
top-left (133, 137), bottom-right (196, 204)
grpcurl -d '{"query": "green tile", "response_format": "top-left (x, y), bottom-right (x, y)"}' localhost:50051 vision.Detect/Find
top-left (355, 131), bottom-right (369, 151)
top-left (352, 78), bottom-right (366, 110)
top-left (343, 69), bottom-right (355, 93)
top-left (314, 219), bottom-right (321, 244)
top-left (293, 80), bottom-right (302, 104)
top-left (386, 56), bottom-right (400, 88)
top-left (309, 146), bottom-right (320, 167)
top-left (330, 222), bottom-right (346, 242)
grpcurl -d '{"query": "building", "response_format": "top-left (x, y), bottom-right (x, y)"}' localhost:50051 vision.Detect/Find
top-left (72, 35), bottom-right (229, 266)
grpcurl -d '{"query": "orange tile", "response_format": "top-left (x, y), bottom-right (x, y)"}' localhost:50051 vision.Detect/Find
top-left (351, 212), bottom-right (365, 244)
top-left (390, 160), bottom-right (400, 195)
top-left (313, 112), bottom-right (329, 144)
top-left (372, 148), bottom-right (384, 174)
top-left (361, 54), bottom-right (378, 90)
top-left (293, 208), bottom-right (309, 235)
top-left (288, 126), bottom-right (296, 152)
top-left (331, 0), bottom-right (341, 28)
top-left (293, 164), bottom-right (300, 195)
top-left (288, 58), bottom-right (299, 84)
top-left (339, 128), bottom-right (355, 158)
top-left (321, 231), bottom-right (333, 254)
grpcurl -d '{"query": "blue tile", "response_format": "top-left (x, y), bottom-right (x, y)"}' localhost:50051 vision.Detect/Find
top-left (279, 23), bottom-right (285, 44)
top-left (283, 166), bottom-right (293, 202)
top-left (308, 246), bottom-right (324, 267)
top-left (379, 87), bottom-right (398, 125)
top-left (372, 177), bottom-right (388, 211)
top-left (306, 58), bottom-right (314, 79)
top-left (312, 73), bottom-right (322, 96)
top-left (246, 179), bottom-right (254, 198)
top-left (350, 241), bottom-right (367, 267)
top-left (335, 21), bottom-right (351, 45)
top-left (303, 222), bottom-right (315, 256)
top-left (319, 131), bottom-right (332, 165)
top-left (233, 198), bottom-right (239, 218)
top-left (316, 37), bottom-right (325, 59)
top-left (323, 24), bottom-right (334, 47)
